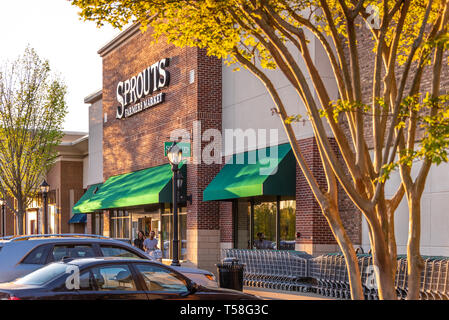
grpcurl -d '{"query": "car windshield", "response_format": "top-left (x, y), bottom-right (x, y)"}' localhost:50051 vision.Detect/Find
top-left (15, 263), bottom-right (69, 286)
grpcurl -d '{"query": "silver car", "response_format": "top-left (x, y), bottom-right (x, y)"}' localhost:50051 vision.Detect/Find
top-left (0, 234), bottom-right (217, 287)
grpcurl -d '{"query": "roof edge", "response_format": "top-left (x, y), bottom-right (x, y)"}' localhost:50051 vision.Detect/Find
top-left (97, 23), bottom-right (141, 57)
top-left (84, 90), bottom-right (102, 104)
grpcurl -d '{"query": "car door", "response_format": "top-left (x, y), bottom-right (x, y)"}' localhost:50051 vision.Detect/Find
top-left (132, 263), bottom-right (193, 300)
top-left (76, 263), bottom-right (148, 300)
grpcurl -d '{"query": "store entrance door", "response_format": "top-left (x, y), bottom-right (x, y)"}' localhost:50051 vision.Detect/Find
top-left (138, 217), bottom-right (152, 236)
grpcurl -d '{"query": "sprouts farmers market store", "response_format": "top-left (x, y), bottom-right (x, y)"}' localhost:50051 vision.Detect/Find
top-left (73, 23), bottom-right (361, 273)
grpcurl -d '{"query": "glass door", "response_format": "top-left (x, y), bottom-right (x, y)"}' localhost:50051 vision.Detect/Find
top-left (130, 211), bottom-right (161, 247)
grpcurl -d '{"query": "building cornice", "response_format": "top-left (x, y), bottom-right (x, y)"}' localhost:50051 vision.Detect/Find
top-left (97, 23), bottom-right (141, 57)
top-left (60, 135), bottom-right (88, 147)
top-left (84, 90), bottom-right (102, 104)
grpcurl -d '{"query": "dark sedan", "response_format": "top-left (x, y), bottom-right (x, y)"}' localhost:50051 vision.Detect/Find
top-left (0, 257), bottom-right (260, 300)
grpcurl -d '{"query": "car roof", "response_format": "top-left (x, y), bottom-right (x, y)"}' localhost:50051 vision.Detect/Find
top-left (1, 234), bottom-right (110, 242)
top-left (61, 258), bottom-right (212, 275)
top-left (62, 257), bottom-right (162, 268)
top-left (0, 236), bottom-right (130, 246)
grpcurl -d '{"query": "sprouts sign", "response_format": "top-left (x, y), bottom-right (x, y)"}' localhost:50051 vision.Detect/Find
top-left (116, 58), bottom-right (170, 119)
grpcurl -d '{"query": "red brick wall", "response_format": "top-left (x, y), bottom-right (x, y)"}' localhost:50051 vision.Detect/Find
top-left (47, 160), bottom-right (84, 234)
top-left (219, 201), bottom-right (233, 243)
top-left (343, 21), bottom-right (449, 149)
top-left (296, 137), bottom-right (361, 246)
top-left (1, 196), bottom-right (15, 236)
top-left (102, 30), bottom-right (222, 231)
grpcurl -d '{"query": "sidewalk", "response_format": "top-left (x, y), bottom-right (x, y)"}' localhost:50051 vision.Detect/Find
top-left (243, 287), bottom-right (337, 300)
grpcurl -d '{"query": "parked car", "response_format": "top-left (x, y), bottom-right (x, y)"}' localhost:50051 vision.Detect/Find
top-left (0, 234), bottom-right (217, 287)
top-left (0, 258), bottom-right (260, 300)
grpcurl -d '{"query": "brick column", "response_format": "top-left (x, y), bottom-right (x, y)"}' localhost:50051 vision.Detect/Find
top-left (295, 137), bottom-right (338, 255)
top-left (219, 201), bottom-right (233, 259)
top-left (86, 214), bottom-right (93, 234)
top-left (185, 49), bottom-right (223, 274)
top-left (295, 137), bottom-right (361, 255)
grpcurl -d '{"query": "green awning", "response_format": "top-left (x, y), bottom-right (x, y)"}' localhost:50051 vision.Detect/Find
top-left (203, 143), bottom-right (295, 201)
top-left (72, 183), bottom-right (103, 214)
top-left (81, 163), bottom-right (183, 212)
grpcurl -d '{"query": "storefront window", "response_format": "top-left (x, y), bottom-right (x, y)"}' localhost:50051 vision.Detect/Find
top-left (280, 200), bottom-right (296, 250)
top-left (234, 198), bottom-right (296, 250)
top-left (161, 204), bottom-right (187, 260)
top-left (254, 201), bottom-right (276, 248)
top-left (110, 210), bottom-right (130, 239)
top-left (92, 213), bottom-right (104, 235)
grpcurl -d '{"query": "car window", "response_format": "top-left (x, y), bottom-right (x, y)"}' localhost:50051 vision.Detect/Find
top-left (135, 264), bottom-right (188, 293)
top-left (22, 245), bottom-right (50, 264)
top-left (49, 245), bottom-right (95, 262)
top-left (15, 263), bottom-right (69, 286)
top-left (100, 245), bottom-right (141, 259)
top-left (78, 271), bottom-right (96, 291)
top-left (89, 265), bottom-right (137, 291)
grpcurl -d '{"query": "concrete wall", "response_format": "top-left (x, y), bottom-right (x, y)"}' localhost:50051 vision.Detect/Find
top-left (88, 99), bottom-right (103, 185)
top-left (83, 156), bottom-right (89, 189)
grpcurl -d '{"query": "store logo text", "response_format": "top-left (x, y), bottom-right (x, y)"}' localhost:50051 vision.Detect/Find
top-left (116, 58), bottom-right (170, 119)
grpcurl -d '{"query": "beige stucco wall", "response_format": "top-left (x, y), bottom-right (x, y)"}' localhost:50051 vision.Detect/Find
top-left (222, 32), bottom-right (337, 156)
top-left (88, 99), bottom-right (103, 186)
top-left (362, 157), bottom-right (449, 256)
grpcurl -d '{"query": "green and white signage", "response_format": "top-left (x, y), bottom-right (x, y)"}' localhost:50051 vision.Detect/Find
top-left (164, 142), bottom-right (191, 157)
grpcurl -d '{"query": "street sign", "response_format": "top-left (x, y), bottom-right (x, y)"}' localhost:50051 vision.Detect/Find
top-left (164, 142), bottom-right (191, 157)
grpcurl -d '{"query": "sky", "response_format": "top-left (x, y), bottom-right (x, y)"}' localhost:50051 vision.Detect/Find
top-left (0, 0), bottom-right (121, 133)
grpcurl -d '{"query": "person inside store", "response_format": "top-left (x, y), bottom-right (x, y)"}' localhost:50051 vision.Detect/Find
top-left (254, 232), bottom-right (273, 249)
top-left (133, 231), bottom-right (145, 251)
top-left (143, 230), bottom-right (159, 253)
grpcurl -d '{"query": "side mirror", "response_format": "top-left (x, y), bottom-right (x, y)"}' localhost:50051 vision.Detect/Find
top-left (180, 281), bottom-right (198, 297)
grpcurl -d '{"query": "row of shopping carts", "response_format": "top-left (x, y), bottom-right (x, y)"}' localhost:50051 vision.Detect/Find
top-left (222, 249), bottom-right (313, 292)
top-left (223, 249), bottom-right (449, 299)
top-left (310, 254), bottom-right (449, 300)
top-left (309, 254), bottom-right (378, 299)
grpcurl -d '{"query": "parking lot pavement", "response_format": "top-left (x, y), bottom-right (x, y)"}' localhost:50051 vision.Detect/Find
top-left (243, 287), bottom-right (337, 300)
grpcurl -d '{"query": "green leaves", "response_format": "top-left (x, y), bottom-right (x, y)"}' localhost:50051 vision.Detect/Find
top-left (0, 47), bottom-right (67, 224)
top-left (284, 114), bottom-right (303, 124)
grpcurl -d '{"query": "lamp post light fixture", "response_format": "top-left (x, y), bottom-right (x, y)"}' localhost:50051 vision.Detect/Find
top-left (40, 180), bottom-right (50, 234)
top-left (167, 142), bottom-right (182, 267)
top-left (0, 198), bottom-right (5, 237)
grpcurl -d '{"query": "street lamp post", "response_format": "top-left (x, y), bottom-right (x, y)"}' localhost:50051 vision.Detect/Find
top-left (0, 198), bottom-right (5, 237)
top-left (167, 142), bottom-right (183, 267)
top-left (40, 180), bottom-right (50, 234)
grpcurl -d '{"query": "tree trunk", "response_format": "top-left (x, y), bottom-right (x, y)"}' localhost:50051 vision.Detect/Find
top-left (387, 205), bottom-right (398, 286)
top-left (325, 207), bottom-right (365, 300)
top-left (406, 196), bottom-right (424, 300)
top-left (370, 226), bottom-right (398, 300)
top-left (16, 198), bottom-right (26, 235)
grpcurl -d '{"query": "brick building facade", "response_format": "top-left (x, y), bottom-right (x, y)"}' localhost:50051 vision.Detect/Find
top-left (78, 23), bottom-right (363, 273)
